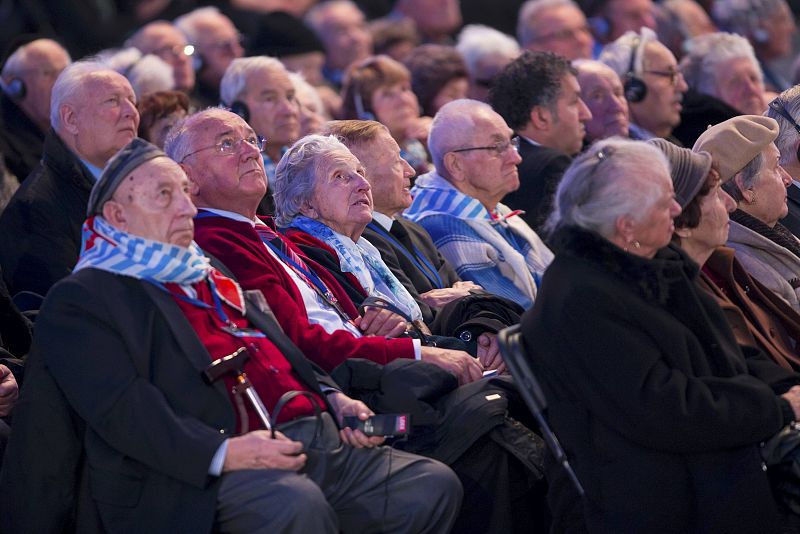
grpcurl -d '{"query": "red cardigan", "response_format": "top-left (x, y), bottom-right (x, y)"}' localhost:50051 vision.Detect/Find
top-left (193, 212), bottom-right (415, 372)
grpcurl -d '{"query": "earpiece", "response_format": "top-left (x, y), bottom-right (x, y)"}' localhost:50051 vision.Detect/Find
top-left (588, 15), bottom-right (611, 41)
top-left (752, 27), bottom-right (770, 44)
top-left (623, 35), bottom-right (647, 103)
top-left (227, 100), bottom-right (250, 122)
top-left (192, 52), bottom-right (204, 73)
top-left (768, 97), bottom-right (800, 162)
top-left (2, 77), bottom-right (26, 100)
top-left (353, 87), bottom-right (375, 121)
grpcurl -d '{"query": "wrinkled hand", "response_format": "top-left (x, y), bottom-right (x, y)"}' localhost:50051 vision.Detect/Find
top-left (223, 430), bottom-right (306, 472)
top-left (452, 280), bottom-right (481, 291)
top-left (420, 346), bottom-right (483, 385)
top-left (354, 307), bottom-right (407, 338)
top-left (0, 365), bottom-right (18, 417)
top-left (405, 116), bottom-right (433, 143)
top-left (782, 386), bottom-right (800, 421)
top-left (328, 392), bottom-right (385, 448)
top-left (420, 287), bottom-right (472, 309)
top-left (476, 333), bottom-right (506, 375)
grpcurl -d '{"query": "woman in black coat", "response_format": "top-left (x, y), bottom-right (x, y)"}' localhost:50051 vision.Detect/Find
top-left (522, 137), bottom-right (800, 533)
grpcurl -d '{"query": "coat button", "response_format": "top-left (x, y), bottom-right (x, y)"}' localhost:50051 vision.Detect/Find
top-left (762, 462), bottom-right (768, 472)
top-left (219, 428), bottom-right (226, 434)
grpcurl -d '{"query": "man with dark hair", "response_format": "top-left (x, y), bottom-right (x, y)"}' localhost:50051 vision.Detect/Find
top-left (488, 50), bottom-right (591, 231)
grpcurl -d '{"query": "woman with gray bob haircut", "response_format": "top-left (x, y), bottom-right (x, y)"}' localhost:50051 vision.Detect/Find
top-left (547, 137), bottom-right (673, 253)
top-left (520, 134), bottom-right (793, 532)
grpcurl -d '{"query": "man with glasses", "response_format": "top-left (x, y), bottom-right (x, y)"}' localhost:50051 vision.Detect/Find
top-left (489, 50), bottom-right (592, 231)
top-left (0, 38), bottom-right (71, 182)
top-left (405, 99), bottom-right (554, 309)
top-left (220, 56), bottom-right (301, 214)
top-left (599, 27), bottom-right (688, 143)
top-left (517, 0), bottom-right (594, 60)
top-left (127, 21), bottom-right (196, 93)
top-left (175, 7), bottom-right (245, 109)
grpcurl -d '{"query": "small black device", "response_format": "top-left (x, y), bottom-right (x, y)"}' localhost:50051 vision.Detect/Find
top-left (342, 414), bottom-right (410, 437)
top-left (623, 34), bottom-right (647, 103)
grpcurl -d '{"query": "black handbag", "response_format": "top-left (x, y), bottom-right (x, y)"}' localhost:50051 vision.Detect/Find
top-left (761, 423), bottom-right (800, 514)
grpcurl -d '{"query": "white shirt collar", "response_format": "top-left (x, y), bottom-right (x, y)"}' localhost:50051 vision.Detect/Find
top-left (200, 207), bottom-right (258, 227)
top-left (371, 211), bottom-right (394, 231)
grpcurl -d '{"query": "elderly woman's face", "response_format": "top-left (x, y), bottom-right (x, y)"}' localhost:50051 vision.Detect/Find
top-left (627, 170), bottom-right (682, 258)
top-left (744, 144), bottom-right (792, 227)
top-left (371, 81), bottom-right (420, 138)
top-left (305, 149), bottom-right (374, 240)
top-left (714, 57), bottom-right (765, 116)
top-left (684, 172), bottom-right (737, 253)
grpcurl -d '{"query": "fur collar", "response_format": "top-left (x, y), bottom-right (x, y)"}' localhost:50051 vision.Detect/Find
top-left (551, 225), bottom-right (699, 305)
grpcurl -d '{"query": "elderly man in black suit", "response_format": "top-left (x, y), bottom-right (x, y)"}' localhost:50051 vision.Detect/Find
top-left (0, 138), bottom-right (462, 533)
top-left (765, 85), bottom-right (800, 237)
top-left (488, 51), bottom-right (591, 232)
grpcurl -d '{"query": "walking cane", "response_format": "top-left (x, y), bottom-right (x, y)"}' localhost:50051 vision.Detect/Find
top-left (203, 347), bottom-right (273, 431)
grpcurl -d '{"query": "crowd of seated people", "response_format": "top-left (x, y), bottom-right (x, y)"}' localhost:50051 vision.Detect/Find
top-left (5, 0), bottom-right (800, 531)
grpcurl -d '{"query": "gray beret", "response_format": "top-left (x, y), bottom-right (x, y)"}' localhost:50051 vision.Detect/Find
top-left (87, 138), bottom-right (167, 216)
top-left (647, 138), bottom-right (712, 208)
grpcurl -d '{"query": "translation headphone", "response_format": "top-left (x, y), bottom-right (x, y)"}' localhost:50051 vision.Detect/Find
top-left (192, 52), bottom-right (204, 73)
top-left (623, 34), bottom-right (647, 103)
top-left (588, 15), bottom-right (611, 41)
top-left (226, 100), bottom-right (250, 122)
top-left (769, 97), bottom-right (800, 161)
top-left (1, 77), bottom-right (26, 100)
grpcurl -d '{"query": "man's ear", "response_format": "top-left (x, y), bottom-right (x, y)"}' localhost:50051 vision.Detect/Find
top-left (101, 200), bottom-right (127, 230)
top-left (60, 104), bottom-right (79, 136)
top-left (529, 105), bottom-right (552, 131)
top-left (179, 163), bottom-right (201, 195)
top-left (443, 152), bottom-right (463, 182)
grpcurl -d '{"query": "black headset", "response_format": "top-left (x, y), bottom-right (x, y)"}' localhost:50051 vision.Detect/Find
top-left (769, 96), bottom-right (800, 161)
top-left (623, 34), bottom-right (647, 103)
top-left (2, 77), bottom-right (26, 100)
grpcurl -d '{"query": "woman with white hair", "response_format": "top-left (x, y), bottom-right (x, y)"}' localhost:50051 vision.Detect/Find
top-left (673, 32), bottom-right (766, 146)
top-left (521, 136), bottom-right (798, 532)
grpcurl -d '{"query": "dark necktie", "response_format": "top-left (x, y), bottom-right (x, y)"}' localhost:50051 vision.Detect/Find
top-left (389, 219), bottom-right (415, 252)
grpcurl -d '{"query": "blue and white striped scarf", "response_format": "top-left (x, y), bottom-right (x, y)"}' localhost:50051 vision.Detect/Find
top-left (74, 215), bottom-right (211, 284)
top-left (286, 216), bottom-right (423, 322)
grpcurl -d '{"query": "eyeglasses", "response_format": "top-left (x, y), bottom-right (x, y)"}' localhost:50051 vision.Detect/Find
top-left (450, 137), bottom-right (520, 157)
top-left (644, 69), bottom-right (682, 86)
top-left (153, 44), bottom-right (195, 60)
top-left (206, 35), bottom-right (246, 54)
top-left (180, 135), bottom-right (265, 162)
top-left (533, 25), bottom-right (591, 42)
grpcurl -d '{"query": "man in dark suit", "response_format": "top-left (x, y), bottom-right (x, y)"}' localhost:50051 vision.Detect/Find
top-left (0, 139), bottom-right (462, 533)
top-left (488, 51), bottom-right (591, 232)
top-left (764, 86), bottom-right (800, 237)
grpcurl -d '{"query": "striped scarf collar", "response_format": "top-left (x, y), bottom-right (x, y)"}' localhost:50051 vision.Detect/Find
top-left (74, 215), bottom-right (211, 285)
top-left (286, 216), bottom-right (423, 322)
top-left (405, 171), bottom-right (521, 224)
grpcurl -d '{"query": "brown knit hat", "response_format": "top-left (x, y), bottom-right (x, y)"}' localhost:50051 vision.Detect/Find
top-left (647, 138), bottom-right (712, 208)
top-left (692, 115), bottom-right (779, 182)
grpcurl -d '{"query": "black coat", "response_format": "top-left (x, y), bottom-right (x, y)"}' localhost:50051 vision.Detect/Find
top-left (522, 226), bottom-right (787, 533)
top-left (781, 183), bottom-right (800, 238)
top-left (0, 130), bottom-right (94, 298)
top-left (0, 92), bottom-right (44, 182)
top-left (673, 90), bottom-right (740, 148)
top-left (503, 138), bottom-right (571, 233)
top-left (0, 268), bottom-right (338, 533)
top-left (362, 216), bottom-right (460, 324)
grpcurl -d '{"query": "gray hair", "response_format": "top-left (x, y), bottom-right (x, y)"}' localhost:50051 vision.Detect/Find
top-left (1, 38), bottom-right (71, 79)
top-left (547, 137), bottom-right (671, 238)
top-left (96, 47), bottom-right (174, 99)
top-left (220, 56), bottom-right (286, 106)
top-left (722, 151), bottom-right (764, 202)
top-left (679, 32), bottom-right (761, 96)
top-left (456, 25), bottom-right (520, 76)
top-left (174, 6), bottom-right (225, 44)
top-left (289, 71), bottom-right (328, 118)
top-left (765, 85), bottom-right (800, 167)
top-left (712, 0), bottom-right (786, 36)
top-left (273, 134), bottom-right (352, 227)
top-left (50, 60), bottom-right (112, 131)
top-left (305, 0), bottom-right (360, 33)
top-left (599, 27), bottom-right (659, 77)
top-left (428, 99), bottom-right (493, 175)
top-left (163, 107), bottom-right (235, 163)
top-left (517, 0), bottom-right (581, 47)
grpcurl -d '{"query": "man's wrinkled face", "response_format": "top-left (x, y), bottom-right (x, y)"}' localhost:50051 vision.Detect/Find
top-left (349, 128), bottom-right (415, 217)
top-left (630, 42), bottom-right (687, 137)
top-left (714, 57), bottom-right (765, 115)
top-left (524, 4), bottom-right (594, 60)
top-left (193, 15), bottom-right (244, 86)
top-left (141, 24), bottom-right (196, 92)
top-left (15, 40), bottom-right (70, 127)
top-left (577, 63), bottom-right (629, 142)
top-left (241, 67), bottom-right (301, 152)
top-left (106, 158), bottom-right (197, 247)
top-left (318, 3), bottom-right (372, 71)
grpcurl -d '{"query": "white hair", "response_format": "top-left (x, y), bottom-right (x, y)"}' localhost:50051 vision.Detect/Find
top-left (712, 0), bottom-right (786, 36)
top-left (679, 32), bottom-right (762, 96)
top-left (428, 98), bottom-right (494, 175)
top-left (50, 60), bottom-right (111, 131)
top-left (96, 47), bottom-right (174, 99)
top-left (456, 25), bottom-right (520, 76)
top-left (220, 56), bottom-right (287, 105)
top-left (289, 71), bottom-right (328, 117)
top-left (1, 39), bottom-right (71, 79)
top-left (517, 0), bottom-right (581, 47)
top-left (548, 137), bottom-right (671, 238)
top-left (599, 27), bottom-right (659, 77)
top-left (174, 6), bottom-right (225, 44)
top-left (766, 85), bottom-right (800, 167)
